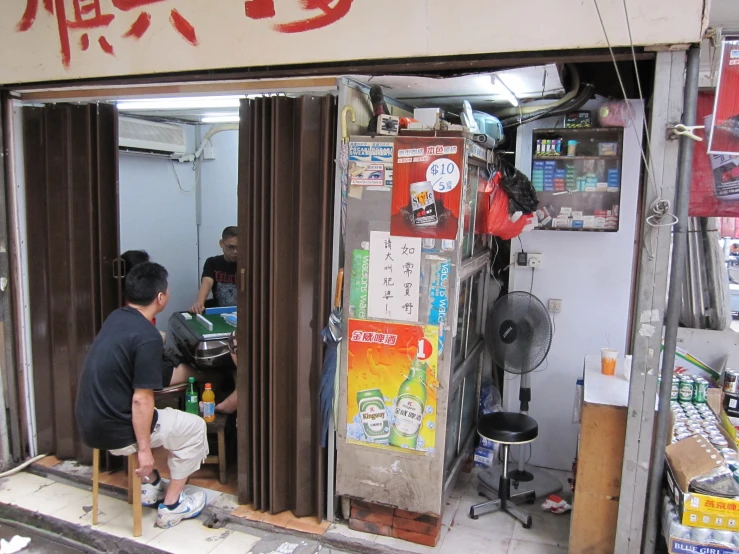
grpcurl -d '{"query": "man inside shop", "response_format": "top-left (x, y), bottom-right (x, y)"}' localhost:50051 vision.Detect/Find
top-left (190, 226), bottom-right (238, 313)
top-left (76, 262), bottom-right (208, 528)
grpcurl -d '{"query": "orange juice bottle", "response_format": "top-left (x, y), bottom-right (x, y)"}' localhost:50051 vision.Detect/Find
top-left (202, 383), bottom-right (215, 422)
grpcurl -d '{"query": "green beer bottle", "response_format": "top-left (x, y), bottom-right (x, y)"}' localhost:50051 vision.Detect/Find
top-left (389, 359), bottom-right (428, 449)
top-left (185, 377), bottom-right (199, 415)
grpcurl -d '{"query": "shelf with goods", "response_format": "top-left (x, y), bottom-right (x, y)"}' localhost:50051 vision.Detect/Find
top-left (531, 126), bottom-right (624, 232)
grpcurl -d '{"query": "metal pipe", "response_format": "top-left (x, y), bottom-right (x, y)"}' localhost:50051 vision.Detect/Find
top-left (643, 45), bottom-right (701, 554)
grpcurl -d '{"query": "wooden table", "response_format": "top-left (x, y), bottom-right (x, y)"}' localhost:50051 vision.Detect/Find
top-left (570, 356), bottom-right (629, 554)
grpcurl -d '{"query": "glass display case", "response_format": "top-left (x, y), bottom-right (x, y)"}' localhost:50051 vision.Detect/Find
top-left (531, 127), bottom-right (624, 232)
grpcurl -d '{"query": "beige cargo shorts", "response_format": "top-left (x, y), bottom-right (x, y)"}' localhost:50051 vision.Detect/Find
top-left (109, 408), bottom-right (209, 480)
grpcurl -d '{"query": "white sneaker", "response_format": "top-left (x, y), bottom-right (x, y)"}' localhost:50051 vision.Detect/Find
top-left (141, 472), bottom-right (166, 507)
top-left (156, 491), bottom-right (207, 528)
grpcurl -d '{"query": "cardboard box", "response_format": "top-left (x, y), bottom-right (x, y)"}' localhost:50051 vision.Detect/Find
top-left (665, 435), bottom-right (739, 530)
top-left (667, 536), bottom-right (739, 553)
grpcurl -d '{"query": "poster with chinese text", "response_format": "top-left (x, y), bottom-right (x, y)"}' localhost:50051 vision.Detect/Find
top-left (346, 319), bottom-right (438, 454)
top-left (367, 231), bottom-right (422, 322)
top-left (708, 38), bottom-right (739, 156)
top-left (390, 136), bottom-right (464, 239)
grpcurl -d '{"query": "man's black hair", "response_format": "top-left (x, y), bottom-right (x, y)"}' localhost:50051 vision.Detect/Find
top-left (222, 226), bottom-right (238, 241)
top-left (121, 250), bottom-right (150, 272)
top-left (125, 262), bottom-right (168, 306)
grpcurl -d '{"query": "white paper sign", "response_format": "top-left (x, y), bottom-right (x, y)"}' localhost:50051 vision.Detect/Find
top-left (367, 231), bottom-right (422, 322)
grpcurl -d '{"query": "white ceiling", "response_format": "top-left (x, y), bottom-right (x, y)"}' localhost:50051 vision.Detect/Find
top-left (355, 65), bottom-right (565, 110)
top-left (120, 65), bottom-right (565, 123)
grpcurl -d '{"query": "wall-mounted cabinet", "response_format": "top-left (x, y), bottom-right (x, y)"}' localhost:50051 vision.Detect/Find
top-left (531, 127), bottom-right (624, 232)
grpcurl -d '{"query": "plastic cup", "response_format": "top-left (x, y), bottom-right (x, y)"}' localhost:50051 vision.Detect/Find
top-left (601, 348), bottom-right (618, 376)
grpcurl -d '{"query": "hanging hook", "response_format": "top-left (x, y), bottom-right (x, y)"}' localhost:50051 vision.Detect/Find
top-left (341, 105), bottom-right (356, 144)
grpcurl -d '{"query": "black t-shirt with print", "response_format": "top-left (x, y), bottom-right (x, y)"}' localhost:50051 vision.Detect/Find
top-left (75, 307), bottom-right (167, 451)
top-left (203, 255), bottom-right (237, 307)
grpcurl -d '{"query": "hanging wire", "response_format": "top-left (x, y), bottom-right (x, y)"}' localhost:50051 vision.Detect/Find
top-left (592, 0), bottom-right (664, 198)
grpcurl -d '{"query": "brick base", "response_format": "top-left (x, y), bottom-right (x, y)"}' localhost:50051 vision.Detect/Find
top-left (349, 499), bottom-right (442, 547)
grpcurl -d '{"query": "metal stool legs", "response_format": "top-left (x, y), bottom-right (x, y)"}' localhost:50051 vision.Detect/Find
top-left (469, 444), bottom-right (534, 529)
top-left (91, 449), bottom-right (143, 537)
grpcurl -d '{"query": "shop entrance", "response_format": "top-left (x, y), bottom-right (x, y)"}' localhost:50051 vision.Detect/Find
top-left (10, 86), bottom-right (337, 519)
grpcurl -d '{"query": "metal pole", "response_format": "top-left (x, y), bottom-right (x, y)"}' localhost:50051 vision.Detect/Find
top-left (643, 45), bottom-right (701, 554)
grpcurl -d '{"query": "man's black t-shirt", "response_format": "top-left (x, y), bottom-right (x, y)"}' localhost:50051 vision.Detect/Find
top-left (203, 255), bottom-right (237, 307)
top-left (75, 307), bottom-right (166, 451)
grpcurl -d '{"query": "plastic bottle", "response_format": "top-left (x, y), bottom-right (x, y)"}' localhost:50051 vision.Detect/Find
top-left (202, 383), bottom-right (215, 422)
top-left (185, 377), bottom-right (199, 415)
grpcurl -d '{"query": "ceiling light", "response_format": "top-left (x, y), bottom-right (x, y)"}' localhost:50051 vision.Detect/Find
top-left (492, 75), bottom-right (519, 107)
top-left (117, 96), bottom-right (244, 111)
top-left (201, 115), bottom-right (240, 123)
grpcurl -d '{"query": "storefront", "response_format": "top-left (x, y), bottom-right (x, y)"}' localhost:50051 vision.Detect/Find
top-left (0, 1), bottom-right (710, 553)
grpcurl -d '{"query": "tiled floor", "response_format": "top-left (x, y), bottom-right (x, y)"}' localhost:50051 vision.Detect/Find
top-left (324, 466), bottom-right (572, 554)
top-left (16, 461), bottom-right (572, 554)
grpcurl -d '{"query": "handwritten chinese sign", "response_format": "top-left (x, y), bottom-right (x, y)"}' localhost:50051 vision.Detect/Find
top-left (367, 231), bottom-right (421, 323)
top-left (15, 0), bottom-right (353, 70)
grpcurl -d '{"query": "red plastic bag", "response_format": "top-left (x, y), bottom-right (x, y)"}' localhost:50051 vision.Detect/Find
top-left (486, 182), bottom-right (531, 240)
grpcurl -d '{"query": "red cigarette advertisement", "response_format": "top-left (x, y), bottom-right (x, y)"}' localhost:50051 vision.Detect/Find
top-left (689, 91), bottom-right (739, 217)
top-left (390, 136), bottom-right (464, 240)
top-left (708, 37), bottom-right (739, 156)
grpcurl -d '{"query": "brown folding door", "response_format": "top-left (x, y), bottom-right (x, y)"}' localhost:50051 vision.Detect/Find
top-left (22, 103), bottom-right (120, 462)
top-left (237, 95), bottom-right (336, 518)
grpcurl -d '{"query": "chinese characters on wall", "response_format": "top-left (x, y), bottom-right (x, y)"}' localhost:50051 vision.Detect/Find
top-left (16, 0), bottom-right (354, 69)
top-left (367, 231), bottom-right (422, 323)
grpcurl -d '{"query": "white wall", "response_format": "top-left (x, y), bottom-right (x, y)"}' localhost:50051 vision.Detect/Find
top-left (198, 126), bottom-right (239, 271)
top-left (505, 100), bottom-right (645, 471)
top-left (118, 125), bottom-right (199, 330)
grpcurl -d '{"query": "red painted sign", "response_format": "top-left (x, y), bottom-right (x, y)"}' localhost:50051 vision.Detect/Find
top-left (16, 0), bottom-right (353, 70)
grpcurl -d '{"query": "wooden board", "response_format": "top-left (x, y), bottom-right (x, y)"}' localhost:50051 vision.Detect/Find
top-left (570, 401), bottom-right (627, 554)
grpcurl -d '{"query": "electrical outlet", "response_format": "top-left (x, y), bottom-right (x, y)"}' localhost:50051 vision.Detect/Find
top-left (548, 299), bottom-right (562, 313)
top-left (527, 253), bottom-right (542, 268)
top-left (203, 144), bottom-right (216, 160)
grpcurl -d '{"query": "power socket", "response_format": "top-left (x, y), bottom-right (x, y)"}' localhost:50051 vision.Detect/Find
top-left (548, 299), bottom-right (562, 313)
top-left (527, 253), bottom-right (542, 269)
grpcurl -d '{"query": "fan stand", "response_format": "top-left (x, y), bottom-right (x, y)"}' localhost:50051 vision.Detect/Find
top-left (478, 372), bottom-right (563, 499)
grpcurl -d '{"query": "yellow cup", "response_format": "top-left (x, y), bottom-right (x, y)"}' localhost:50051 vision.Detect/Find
top-left (601, 348), bottom-right (618, 376)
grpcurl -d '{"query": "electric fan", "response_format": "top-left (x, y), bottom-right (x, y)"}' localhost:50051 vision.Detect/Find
top-left (478, 291), bottom-right (563, 499)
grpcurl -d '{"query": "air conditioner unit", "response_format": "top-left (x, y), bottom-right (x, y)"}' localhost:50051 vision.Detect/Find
top-left (118, 116), bottom-right (187, 157)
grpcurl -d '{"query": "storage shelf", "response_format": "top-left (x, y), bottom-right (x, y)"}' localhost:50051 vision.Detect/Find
top-left (534, 127), bottom-right (624, 134)
top-left (537, 190), bottom-right (621, 195)
top-left (533, 155), bottom-right (620, 161)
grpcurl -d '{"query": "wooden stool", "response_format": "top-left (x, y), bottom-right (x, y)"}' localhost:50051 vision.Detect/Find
top-left (205, 413), bottom-right (228, 485)
top-left (92, 449), bottom-right (143, 537)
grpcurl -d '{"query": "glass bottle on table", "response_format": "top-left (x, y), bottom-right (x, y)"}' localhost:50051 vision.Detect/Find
top-left (185, 377), bottom-right (199, 415)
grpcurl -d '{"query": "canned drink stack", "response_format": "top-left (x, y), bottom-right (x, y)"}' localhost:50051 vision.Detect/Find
top-left (725, 370), bottom-right (738, 394)
top-left (693, 378), bottom-right (708, 403)
top-left (678, 376), bottom-right (694, 403)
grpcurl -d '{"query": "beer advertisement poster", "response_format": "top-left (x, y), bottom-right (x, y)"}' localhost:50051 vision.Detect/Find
top-left (346, 319), bottom-right (439, 454)
top-left (390, 136), bottom-right (464, 240)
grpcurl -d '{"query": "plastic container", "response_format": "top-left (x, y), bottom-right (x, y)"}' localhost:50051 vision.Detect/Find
top-left (202, 383), bottom-right (216, 422)
top-left (185, 377), bottom-right (199, 415)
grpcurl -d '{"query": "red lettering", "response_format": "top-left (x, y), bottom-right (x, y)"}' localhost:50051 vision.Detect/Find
top-left (169, 8), bottom-right (197, 45)
top-left (17, 0), bottom-right (198, 68)
top-left (245, 0), bottom-right (353, 33)
top-left (122, 11), bottom-right (150, 38)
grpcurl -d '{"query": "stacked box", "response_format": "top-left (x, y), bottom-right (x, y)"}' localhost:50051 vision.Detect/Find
top-left (543, 160), bottom-right (556, 191)
top-left (565, 163), bottom-right (578, 191)
top-left (532, 160), bottom-right (545, 191)
top-left (608, 168), bottom-right (620, 191)
top-left (554, 168), bottom-right (566, 192)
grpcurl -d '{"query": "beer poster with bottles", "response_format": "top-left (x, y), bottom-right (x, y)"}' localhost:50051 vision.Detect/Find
top-left (346, 319), bottom-right (439, 454)
top-left (390, 136), bottom-right (464, 240)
